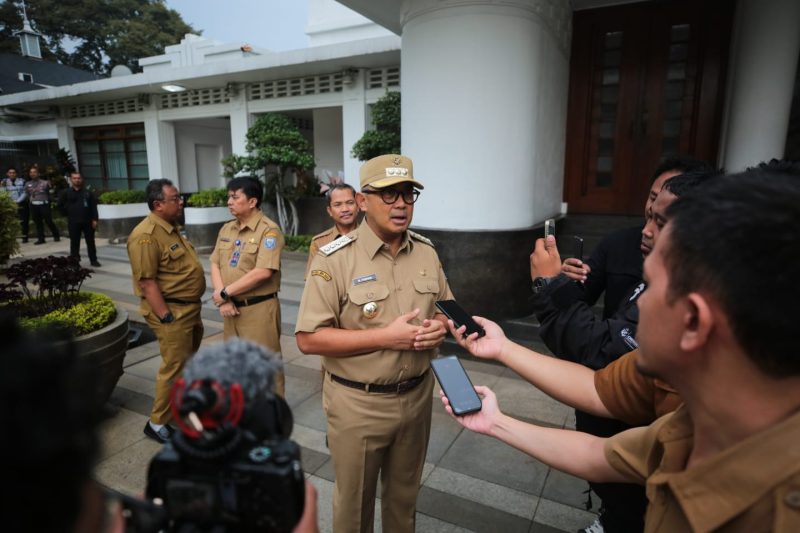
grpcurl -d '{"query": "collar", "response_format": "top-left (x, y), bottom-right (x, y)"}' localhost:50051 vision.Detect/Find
top-left (658, 407), bottom-right (800, 531)
top-left (148, 212), bottom-right (177, 234)
top-left (357, 218), bottom-right (411, 259)
top-left (234, 210), bottom-right (262, 231)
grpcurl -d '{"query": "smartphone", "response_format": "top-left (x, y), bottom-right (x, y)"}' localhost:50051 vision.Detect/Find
top-left (435, 300), bottom-right (485, 338)
top-left (431, 356), bottom-right (482, 416)
top-left (544, 218), bottom-right (555, 238)
top-left (573, 235), bottom-right (584, 261)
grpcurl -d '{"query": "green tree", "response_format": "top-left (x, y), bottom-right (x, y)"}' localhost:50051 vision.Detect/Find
top-left (0, 0), bottom-right (196, 75)
top-left (222, 113), bottom-right (315, 236)
top-left (351, 91), bottom-right (401, 161)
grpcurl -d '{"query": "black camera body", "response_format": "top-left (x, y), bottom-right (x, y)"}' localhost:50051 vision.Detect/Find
top-left (146, 429), bottom-right (305, 532)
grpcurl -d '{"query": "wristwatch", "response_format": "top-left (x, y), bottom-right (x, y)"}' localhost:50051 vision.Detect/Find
top-left (160, 311), bottom-right (175, 324)
top-left (532, 276), bottom-right (554, 294)
top-left (220, 287), bottom-right (230, 301)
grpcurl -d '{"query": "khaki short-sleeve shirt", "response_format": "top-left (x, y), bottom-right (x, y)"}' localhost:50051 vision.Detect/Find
top-left (305, 226), bottom-right (338, 278)
top-left (296, 220), bottom-right (454, 384)
top-left (605, 407), bottom-right (800, 532)
top-left (127, 213), bottom-right (206, 299)
top-left (210, 211), bottom-right (284, 298)
top-left (594, 349), bottom-right (682, 425)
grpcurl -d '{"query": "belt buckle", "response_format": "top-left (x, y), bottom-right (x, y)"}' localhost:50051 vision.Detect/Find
top-left (364, 382), bottom-right (371, 393)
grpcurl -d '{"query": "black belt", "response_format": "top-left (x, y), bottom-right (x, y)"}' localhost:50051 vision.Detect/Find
top-left (329, 370), bottom-right (428, 394)
top-left (231, 292), bottom-right (276, 307)
top-left (162, 298), bottom-right (201, 305)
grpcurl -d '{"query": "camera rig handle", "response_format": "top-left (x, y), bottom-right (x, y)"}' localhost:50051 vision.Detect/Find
top-left (170, 378), bottom-right (244, 439)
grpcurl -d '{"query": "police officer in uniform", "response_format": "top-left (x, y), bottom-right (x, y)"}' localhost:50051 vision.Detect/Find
top-left (127, 179), bottom-right (205, 443)
top-left (24, 165), bottom-right (60, 245)
top-left (210, 177), bottom-right (286, 396)
top-left (304, 182), bottom-right (358, 278)
top-left (296, 154), bottom-right (453, 533)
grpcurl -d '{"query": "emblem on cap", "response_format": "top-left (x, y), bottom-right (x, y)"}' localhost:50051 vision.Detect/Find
top-left (385, 167), bottom-right (409, 177)
top-left (393, 156), bottom-right (401, 165)
top-left (363, 301), bottom-right (378, 319)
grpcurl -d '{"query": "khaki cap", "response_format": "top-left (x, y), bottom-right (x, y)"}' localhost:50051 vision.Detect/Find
top-left (359, 154), bottom-right (425, 190)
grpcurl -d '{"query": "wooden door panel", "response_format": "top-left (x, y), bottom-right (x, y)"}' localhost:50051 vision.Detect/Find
top-left (565, 0), bottom-right (733, 215)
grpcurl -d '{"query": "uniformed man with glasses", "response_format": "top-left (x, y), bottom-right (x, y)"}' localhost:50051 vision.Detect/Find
top-left (127, 179), bottom-right (205, 444)
top-left (296, 154), bottom-right (454, 532)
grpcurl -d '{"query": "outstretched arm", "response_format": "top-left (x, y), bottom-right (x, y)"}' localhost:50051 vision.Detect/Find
top-left (440, 386), bottom-right (625, 483)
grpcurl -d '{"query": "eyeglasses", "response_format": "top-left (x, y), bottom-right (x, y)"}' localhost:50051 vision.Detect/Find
top-left (363, 187), bottom-right (420, 205)
top-left (160, 196), bottom-right (183, 204)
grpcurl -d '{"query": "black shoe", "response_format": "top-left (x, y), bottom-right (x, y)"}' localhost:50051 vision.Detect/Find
top-left (143, 422), bottom-right (174, 444)
top-left (22, 237), bottom-right (28, 243)
top-left (34, 240), bottom-right (45, 245)
top-left (54, 237), bottom-right (61, 242)
top-left (90, 261), bottom-right (102, 267)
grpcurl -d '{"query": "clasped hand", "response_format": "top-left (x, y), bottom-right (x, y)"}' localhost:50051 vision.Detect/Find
top-left (385, 308), bottom-right (447, 351)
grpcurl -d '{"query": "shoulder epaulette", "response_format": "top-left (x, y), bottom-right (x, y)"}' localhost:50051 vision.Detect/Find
top-left (312, 227), bottom-right (335, 241)
top-left (408, 230), bottom-right (434, 247)
top-left (319, 234), bottom-right (356, 256)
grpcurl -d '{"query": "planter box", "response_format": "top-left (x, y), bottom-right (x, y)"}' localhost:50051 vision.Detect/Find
top-left (184, 206), bottom-right (232, 250)
top-left (97, 203), bottom-right (149, 243)
top-left (55, 306), bottom-right (129, 407)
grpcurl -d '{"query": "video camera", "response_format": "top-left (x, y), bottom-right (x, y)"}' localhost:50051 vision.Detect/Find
top-left (122, 340), bottom-right (305, 533)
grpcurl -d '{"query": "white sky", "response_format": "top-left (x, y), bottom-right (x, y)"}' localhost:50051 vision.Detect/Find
top-left (164, 0), bottom-right (309, 51)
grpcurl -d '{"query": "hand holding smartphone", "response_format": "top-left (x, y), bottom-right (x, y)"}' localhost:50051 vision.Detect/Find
top-left (435, 300), bottom-right (485, 338)
top-left (431, 356), bottom-right (482, 416)
top-left (544, 218), bottom-right (555, 239)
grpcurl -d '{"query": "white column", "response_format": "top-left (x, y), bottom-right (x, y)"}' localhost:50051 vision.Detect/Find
top-left (55, 110), bottom-right (76, 160)
top-left (229, 87), bottom-right (250, 155)
top-left (721, 0), bottom-right (800, 171)
top-left (144, 113), bottom-right (179, 182)
top-left (341, 69), bottom-right (368, 185)
top-left (400, 0), bottom-right (571, 230)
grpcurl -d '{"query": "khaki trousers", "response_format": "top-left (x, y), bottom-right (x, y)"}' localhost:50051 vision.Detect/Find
top-left (143, 302), bottom-right (203, 424)
top-left (323, 371), bottom-right (434, 533)
top-left (223, 297), bottom-right (285, 396)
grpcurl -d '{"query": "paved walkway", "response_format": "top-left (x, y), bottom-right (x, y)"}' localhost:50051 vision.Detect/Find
top-left (14, 237), bottom-right (598, 532)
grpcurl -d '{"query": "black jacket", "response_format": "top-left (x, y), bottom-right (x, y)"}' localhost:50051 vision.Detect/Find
top-left (533, 274), bottom-right (645, 370)
top-left (58, 187), bottom-right (98, 223)
top-left (580, 225), bottom-right (643, 318)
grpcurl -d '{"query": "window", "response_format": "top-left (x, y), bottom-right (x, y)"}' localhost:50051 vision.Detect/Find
top-left (75, 124), bottom-right (149, 191)
top-left (18, 72), bottom-right (34, 83)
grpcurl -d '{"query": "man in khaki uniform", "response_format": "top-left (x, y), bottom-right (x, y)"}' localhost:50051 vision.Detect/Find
top-left (443, 167), bottom-right (800, 532)
top-left (210, 177), bottom-right (286, 396)
top-left (305, 183), bottom-right (358, 278)
top-left (296, 154), bottom-right (453, 533)
top-left (127, 179), bottom-right (205, 443)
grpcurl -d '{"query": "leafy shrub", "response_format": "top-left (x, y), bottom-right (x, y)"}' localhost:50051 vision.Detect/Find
top-left (19, 292), bottom-right (116, 336)
top-left (187, 188), bottom-right (228, 207)
top-left (285, 234), bottom-right (312, 252)
top-left (0, 191), bottom-right (21, 264)
top-left (351, 91), bottom-right (401, 161)
top-left (98, 190), bottom-right (147, 204)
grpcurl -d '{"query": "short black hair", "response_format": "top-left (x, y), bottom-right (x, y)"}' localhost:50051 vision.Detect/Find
top-left (0, 314), bottom-right (101, 530)
top-left (146, 178), bottom-right (174, 210)
top-left (326, 183), bottom-right (356, 206)
top-left (663, 168), bottom-right (723, 197)
top-left (227, 177), bottom-right (263, 208)
top-left (6, 166), bottom-right (17, 172)
top-left (651, 154), bottom-right (716, 183)
top-left (664, 166), bottom-right (800, 377)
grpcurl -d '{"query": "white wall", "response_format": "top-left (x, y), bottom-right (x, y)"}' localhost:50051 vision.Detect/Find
top-left (307, 0), bottom-right (393, 46)
top-left (174, 119), bottom-right (232, 193)
top-left (312, 107), bottom-right (344, 182)
top-left (0, 119), bottom-right (56, 141)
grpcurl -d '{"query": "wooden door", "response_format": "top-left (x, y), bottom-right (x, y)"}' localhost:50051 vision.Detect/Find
top-left (564, 0), bottom-right (733, 214)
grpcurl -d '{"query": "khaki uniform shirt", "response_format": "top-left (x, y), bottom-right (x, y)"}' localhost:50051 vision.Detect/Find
top-left (127, 213), bottom-right (206, 300)
top-left (210, 211), bottom-right (283, 297)
top-left (595, 349), bottom-right (681, 425)
top-left (606, 406), bottom-right (800, 532)
top-left (296, 219), bottom-right (454, 384)
top-left (306, 225), bottom-right (343, 278)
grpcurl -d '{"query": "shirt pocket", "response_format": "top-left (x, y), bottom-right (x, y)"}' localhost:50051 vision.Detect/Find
top-left (347, 282), bottom-right (391, 324)
top-left (412, 278), bottom-right (441, 317)
top-left (243, 242), bottom-right (259, 255)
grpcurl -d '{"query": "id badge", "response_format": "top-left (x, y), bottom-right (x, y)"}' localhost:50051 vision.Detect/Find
top-left (229, 250), bottom-right (240, 268)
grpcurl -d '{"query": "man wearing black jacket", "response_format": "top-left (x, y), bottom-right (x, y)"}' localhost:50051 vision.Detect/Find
top-left (58, 172), bottom-right (100, 267)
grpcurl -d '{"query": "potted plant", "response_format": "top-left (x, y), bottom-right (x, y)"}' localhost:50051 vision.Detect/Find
top-left (184, 188), bottom-right (231, 249)
top-left (0, 256), bottom-right (128, 407)
top-left (222, 113), bottom-right (315, 236)
top-left (97, 189), bottom-right (148, 243)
